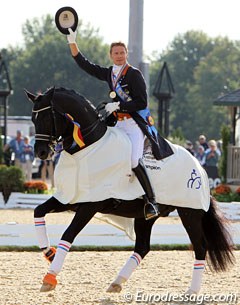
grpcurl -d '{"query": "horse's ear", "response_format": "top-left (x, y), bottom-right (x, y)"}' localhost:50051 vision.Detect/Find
top-left (24, 89), bottom-right (36, 103)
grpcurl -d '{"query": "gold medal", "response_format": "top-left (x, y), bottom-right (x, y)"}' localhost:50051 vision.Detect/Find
top-left (109, 91), bottom-right (117, 99)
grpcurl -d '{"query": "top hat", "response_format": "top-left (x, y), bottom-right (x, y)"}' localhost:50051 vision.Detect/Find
top-left (55, 6), bottom-right (78, 35)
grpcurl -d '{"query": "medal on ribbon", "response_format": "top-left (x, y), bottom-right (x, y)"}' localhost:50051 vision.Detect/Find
top-left (109, 91), bottom-right (117, 99)
top-left (110, 63), bottom-right (129, 100)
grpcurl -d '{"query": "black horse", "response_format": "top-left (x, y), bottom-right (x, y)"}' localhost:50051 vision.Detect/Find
top-left (25, 87), bottom-right (234, 294)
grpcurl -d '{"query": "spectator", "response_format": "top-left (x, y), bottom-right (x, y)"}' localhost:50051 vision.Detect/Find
top-left (4, 130), bottom-right (24, 168)
top-left (185, 140), bottom-right (195, 155)
top-left (204, 140), bottom-right (221, 167)
top-left (41, 160), bottom-right (54, 189)
top-left (198, 135), bottom-right (208, 151)
top-left (195, 145), bottom-right (206, 166)
top-left (20, 136), bottom-right (35, 181)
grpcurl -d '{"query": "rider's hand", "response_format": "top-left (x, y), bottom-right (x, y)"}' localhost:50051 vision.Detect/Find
top-left (105, 102), bottom-right (120, 114)
top-left (67, 28), bottom-right (77, 44)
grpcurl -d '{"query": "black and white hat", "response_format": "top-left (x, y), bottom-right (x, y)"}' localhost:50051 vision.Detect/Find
top-left (55, 6), bottom-right (78, 35)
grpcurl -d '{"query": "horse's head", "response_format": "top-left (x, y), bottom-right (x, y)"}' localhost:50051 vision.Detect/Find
top-left (25, 87), bottom-right (57, 160)
top-left (26, 86), bottom-right (108, 159)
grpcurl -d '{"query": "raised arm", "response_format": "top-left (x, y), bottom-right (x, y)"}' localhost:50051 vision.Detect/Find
top-left (66, 28), bottom-right (109, 81)
top-left (67, 28), bottom-right (79, 57)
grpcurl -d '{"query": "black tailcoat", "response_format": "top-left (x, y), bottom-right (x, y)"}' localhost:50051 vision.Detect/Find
top-left (73, 52), bottom-right (173, 160)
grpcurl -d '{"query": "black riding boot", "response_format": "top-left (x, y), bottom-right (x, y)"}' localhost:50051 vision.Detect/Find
top-left (132, 160), bottom-right (160, 220)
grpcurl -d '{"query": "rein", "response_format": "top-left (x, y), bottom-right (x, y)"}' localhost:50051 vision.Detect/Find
top-left (33, 99), bottom-right (102, 153)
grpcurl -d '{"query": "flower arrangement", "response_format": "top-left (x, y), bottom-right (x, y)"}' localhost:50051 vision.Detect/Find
top-left (235, 187), bottom-right (240, 195)
top-left (24, 180), bottom-right (48, 194)
top-left (211, 184), bottom-right (240, 202)
top-left (214, 184), bottom-right (231, 195)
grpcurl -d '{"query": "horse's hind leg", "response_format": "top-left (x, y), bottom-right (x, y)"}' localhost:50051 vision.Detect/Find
top-left (40, 201), bottom-right (99, 292)
top-left (107, 217), bottom-right (155, 293)
top-left (177, 207), bottom-right (206, 295)
top-left (34, 196), bottom-right (78, 262)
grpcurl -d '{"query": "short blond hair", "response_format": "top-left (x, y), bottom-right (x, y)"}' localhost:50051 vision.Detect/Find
top-left (110, 42), bottom-right (128, 54)
top-left (208, 139), bottom-right (217, 147)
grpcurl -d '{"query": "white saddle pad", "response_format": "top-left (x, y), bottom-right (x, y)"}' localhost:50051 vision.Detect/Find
top-left (53, 127), bottom-right (210, 240)
top-left (54, 127), bottom-right (144, 204)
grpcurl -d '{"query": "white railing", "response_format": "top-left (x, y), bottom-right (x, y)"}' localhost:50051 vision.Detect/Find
top-left (227, 145), bottom-right (240, 183)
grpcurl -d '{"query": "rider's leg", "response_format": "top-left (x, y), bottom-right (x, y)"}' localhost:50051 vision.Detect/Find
top-left (132, 160), bottom-right (160, 219)
top-left (117, 119), bottom-right (160, 220)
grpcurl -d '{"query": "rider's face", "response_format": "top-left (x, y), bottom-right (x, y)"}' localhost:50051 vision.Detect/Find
top-left (110, 46), bottom-right (128, 66)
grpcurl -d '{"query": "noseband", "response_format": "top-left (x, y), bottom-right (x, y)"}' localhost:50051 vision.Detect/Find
top-left (32, 105), bottom-right (58, 152)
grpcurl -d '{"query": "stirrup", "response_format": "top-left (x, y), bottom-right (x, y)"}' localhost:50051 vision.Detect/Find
top-left (43, 247), bottom-right (56, 263)
top-left (144, 201), bottom-right (159, 220)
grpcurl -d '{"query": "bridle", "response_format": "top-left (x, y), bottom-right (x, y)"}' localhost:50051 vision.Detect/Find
top-left (32, 104), bottom-right (59, 152)
top-left (32, 98), bottom-right (103, 153)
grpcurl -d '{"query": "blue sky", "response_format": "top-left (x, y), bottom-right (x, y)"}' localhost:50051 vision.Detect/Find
top-left (1, 0), bottom-right (240, 56)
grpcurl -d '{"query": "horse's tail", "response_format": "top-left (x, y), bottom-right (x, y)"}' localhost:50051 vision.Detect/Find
top-left (202, 197), bottom-right (235, 272)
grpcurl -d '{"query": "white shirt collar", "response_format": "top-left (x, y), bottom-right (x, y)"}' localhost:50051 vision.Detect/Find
top-left (112, 64), bottom-right (123, 77)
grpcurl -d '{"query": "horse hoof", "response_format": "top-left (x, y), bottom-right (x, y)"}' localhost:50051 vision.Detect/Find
top-left (40, 273), bottom-right (57, 292)
top-left (106, 283), bottom-right (122, 293)
top-left (40, 283), bottom-right (56, 292)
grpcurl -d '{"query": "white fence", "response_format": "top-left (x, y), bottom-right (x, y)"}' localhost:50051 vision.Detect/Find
top-left (0, 192), bottom-right (51, 208)
top-left (227, 145), bottom-right (240, 183)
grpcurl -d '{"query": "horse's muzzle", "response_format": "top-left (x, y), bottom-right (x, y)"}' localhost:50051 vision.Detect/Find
top-left (35, 143), bottom-right (52, 160)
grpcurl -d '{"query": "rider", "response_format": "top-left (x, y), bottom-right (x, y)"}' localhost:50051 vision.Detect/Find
top-left (66, 29), bottom-right (172, 220)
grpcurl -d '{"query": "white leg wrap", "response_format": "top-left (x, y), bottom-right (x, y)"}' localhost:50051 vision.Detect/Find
top-left (118, 252), bottom-right (142, 281)
top-left (189, 260), bottom-right (206, 293)
top-left (34, 217), bottom-right (50, 249)
top-left (49, 240), bottom-right (72, 275)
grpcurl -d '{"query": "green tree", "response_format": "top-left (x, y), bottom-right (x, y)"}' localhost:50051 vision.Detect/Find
top-left (187, 37), bottom-right (240, 139)
top-left (150, 31), bottom-right (215, 139)
top-left (7, 15), bottom-right (111, 116)
top-left (149, 31), bottom-right (240, 141)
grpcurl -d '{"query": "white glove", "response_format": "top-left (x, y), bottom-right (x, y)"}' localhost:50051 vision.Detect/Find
top-left (105, 102), bottom-right (120, 114)
top-left (67, 28), bottom-right (77, 44)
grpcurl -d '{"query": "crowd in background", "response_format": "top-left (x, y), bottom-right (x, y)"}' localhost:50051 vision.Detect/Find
top-left (3, 130), bottom-right (58, 188)
top-left (3, 130), bottom-right (34, 181)
top-left (184, 134), bottom-right (221, 175)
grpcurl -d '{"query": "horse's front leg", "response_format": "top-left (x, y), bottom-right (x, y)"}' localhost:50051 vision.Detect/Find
top-left (107, 217), bottom-right (156, 293)
top-left (34, 196), bottom-right (79, 262)
top-left (40, 201), bottom-right (99, 292)
top-left (177, 207), bottom-right (206, 295)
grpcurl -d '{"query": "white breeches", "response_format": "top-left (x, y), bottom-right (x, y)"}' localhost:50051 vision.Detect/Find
top-left (116, 118), bottom-right (145, 168)
top-left (21, 160), bottom-right (33, 181)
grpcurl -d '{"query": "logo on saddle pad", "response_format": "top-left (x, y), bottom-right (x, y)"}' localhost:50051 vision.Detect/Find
top-left (187, 169), bottom-right (202, 189)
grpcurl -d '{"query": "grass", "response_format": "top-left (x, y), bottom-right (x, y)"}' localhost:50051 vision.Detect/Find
top-left (0, 244), bottom-right (239, 251)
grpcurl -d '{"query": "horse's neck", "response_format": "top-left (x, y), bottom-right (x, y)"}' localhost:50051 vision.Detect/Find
top-left (54, 93), bottom-right (107, 153)
top-left (55, 92), bottom-right (97, 126)
top-left (62, 120), bottom-right (108, 155)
